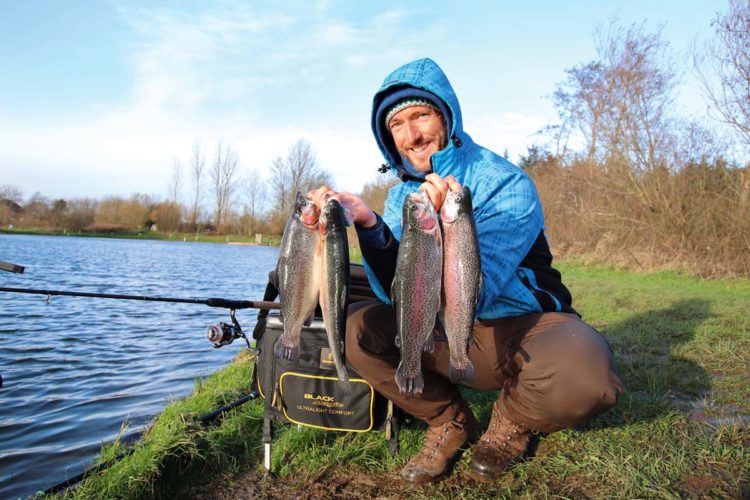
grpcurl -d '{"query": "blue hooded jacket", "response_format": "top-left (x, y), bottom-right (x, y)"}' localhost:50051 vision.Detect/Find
top-left (359, 58), bottom-right (574, 319)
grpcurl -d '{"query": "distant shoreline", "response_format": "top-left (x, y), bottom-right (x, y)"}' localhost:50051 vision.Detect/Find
top-left (1, 228), bottom-right (279, 246)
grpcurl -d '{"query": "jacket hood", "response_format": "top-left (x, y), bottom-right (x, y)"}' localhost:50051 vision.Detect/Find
top-left (371, 58), bottom-right (464, 176)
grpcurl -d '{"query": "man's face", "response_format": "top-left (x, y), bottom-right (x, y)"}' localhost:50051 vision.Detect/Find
top-left (388, 105), bottom-right (448, 173)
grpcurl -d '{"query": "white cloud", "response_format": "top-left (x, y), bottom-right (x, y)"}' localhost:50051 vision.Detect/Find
top-left (471, 111), bottom-right (554, 163)
top-left (0, 2), bottom-right (528, 201)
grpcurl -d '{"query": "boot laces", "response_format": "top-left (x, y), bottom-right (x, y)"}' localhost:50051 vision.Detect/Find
top-left (419, 419), bottom-right (464, 458)
top-left (482, 405), bottom-right (525, 450)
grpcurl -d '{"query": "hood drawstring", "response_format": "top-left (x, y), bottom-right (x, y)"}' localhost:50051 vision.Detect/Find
top-left (379, 163), bottom-right (426, 184)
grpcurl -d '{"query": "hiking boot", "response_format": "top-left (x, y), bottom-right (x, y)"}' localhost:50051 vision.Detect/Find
top-left (401, 406), bottom-right (479, 484)
top-left (471, 401), bottom-right (531, 481)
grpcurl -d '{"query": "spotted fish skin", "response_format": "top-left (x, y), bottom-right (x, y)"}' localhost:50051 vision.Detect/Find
top-left (392, 192), bottom-right (443, 396)
top-left (440, 186), bottom-right (482, 384)
top-left (319, 198), bottom-right (352, 394)
top-left (274, 192), bottom-right (321, 362)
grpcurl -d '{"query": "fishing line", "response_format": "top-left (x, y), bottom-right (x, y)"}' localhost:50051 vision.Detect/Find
top-left (0, 286), bottom-right (280, 310)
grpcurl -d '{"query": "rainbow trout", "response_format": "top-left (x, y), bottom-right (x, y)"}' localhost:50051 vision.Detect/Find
top-left (440, 186), bottom-right (482, 384)
top-left (274, 192), bottom-right (321, 362)
top-left (318, 197), bottom-right (352, 393)
top-left (392, 192), bottom-right (443, 396)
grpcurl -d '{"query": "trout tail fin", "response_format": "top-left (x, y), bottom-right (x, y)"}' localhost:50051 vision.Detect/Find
top-left (395, 363), bottom-right (424, 396)
top-left (338, 376), bottom-right (352, 395)
top-left (449, 360), bottom-right (475, 385)
top-left (273, 335), bottom-right (301, 363)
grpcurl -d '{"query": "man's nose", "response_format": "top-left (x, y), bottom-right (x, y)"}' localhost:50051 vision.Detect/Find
top-left (404, 121), bottom-right (422, 143)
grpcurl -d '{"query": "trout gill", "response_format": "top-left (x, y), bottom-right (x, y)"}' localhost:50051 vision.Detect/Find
top-left (440, 186), bottom-right (482, 384)
top-left (274, 192), bottom-right (321, 362)
top-left (319, 197), bottom-right (352, 393)
top-left (392, 192), bottom-right (443, 396)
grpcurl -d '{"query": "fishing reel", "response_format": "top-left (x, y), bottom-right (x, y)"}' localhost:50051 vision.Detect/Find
top-left (206, 309), bottom-right (253, 350)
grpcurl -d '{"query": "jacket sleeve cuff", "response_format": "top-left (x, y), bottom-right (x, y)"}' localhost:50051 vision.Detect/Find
top-left (355, 214), bottom-right (391, 249)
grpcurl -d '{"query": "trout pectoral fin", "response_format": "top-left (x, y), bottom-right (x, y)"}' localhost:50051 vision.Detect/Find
top-left (303, 312), bottom-right (314, 327)
top-left (423, 334), bottom-right (435, 353)
top-left (475, 274), bottom-right (484, 307)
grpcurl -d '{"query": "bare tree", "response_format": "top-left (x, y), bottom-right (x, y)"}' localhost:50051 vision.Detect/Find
top-left (168, 157), bottom-right (182, 205)
top-left (49, 199), bottom-right (68, 229)
top-left (243, 169), bottom-right (267, 236)
top-left (0, 185), bottom-right (24, 225)
top-left (268, 139), bottom-right (334, 231)
top-left (22, 192), bottom-right (50, 225)
top-left (269, 155), bottom-right (290, 216)
top-left (551, 19), bottom-right (677, 172)
top-left (189, 141), bottom-right (205, 228)
top-left (270, 139), bottom-right (315, 214)
top-left (64, 198), bottom-right (97, 232)
top-left (360, 174), bottom-right (397, 214)
top-left (210, 141), bottom-right (240, 232)
top-left (551, 61), bottom-right (608, 164)
top-left (96, 193), bottom-right (153, 230)
top-left (692, 0), bottom-right (750, 149)
top-left (149, 201), bottom-right (182, 232)
top-left (0, 184), bottom-right (23, 204)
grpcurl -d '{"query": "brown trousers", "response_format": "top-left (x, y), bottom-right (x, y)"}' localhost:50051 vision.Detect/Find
top-left (345, 301), bottom-right (624, 432)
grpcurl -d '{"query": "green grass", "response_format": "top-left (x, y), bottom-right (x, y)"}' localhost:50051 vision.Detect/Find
top-left (56, 263), bottom-right (750, 499)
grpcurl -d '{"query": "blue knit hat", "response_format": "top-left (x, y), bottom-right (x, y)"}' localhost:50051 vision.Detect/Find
top-left (376, 88), bottom-right (450, 132)
top-left (384, 97), bottom-right (441, 127)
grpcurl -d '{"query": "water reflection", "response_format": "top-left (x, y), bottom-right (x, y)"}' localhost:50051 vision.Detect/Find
top-left (0, 235), bottom-right (278, 498)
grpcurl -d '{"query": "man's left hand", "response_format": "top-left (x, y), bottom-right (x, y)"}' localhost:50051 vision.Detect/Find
top-left (419, 173), bottom-right (462, 212)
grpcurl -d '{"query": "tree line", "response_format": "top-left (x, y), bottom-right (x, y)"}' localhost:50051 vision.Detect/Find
top-left (525, 3), bottom-right (750, 276)
top-left (2, 3), bottom-right (749, 276)
top-left (0, 138), bottom-right (366, 238)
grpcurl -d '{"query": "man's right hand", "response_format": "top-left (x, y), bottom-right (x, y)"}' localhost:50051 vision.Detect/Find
top-left (307, 186), bottom-right (378, 229)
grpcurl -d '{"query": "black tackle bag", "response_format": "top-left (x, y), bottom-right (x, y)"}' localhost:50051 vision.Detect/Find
top-left (251, 264), bottom-right (399, 460)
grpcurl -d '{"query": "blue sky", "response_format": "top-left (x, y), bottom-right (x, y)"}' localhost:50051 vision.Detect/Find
top-left (0, 0), bottom-right (724, 202)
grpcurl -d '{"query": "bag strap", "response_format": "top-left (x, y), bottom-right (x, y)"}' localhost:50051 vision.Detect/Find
top-left (253, 269), bottom-right (279, 341)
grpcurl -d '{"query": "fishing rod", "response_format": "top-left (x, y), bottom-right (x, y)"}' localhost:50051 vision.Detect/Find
top-left (0, 283), bottom-right (280, 350)
top-left (0, 260), bottom-right (25, 273)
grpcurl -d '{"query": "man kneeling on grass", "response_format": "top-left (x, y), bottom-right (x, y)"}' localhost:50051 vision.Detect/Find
top-left (310, 57), bottom-right (624, 484)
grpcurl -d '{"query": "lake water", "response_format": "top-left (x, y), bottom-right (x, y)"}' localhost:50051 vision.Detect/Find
top-left (0, 234), bottom-right (279, 499)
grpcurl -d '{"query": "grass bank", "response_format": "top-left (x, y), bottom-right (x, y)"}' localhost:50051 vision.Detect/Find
top-left (1, 227), bottom-right (281, 246)
top-left (54, 262), bottom-right (750, 499)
